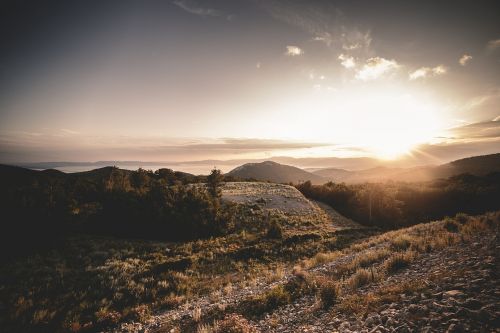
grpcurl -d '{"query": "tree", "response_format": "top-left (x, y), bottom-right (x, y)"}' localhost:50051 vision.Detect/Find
top-left (207, 167), bottom-right (223, 198)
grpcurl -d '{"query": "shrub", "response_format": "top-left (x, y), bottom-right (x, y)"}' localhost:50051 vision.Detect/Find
top-left (384, 251), bottom-right (415, 273)
top-left (390, 235), bottom-right (412, 251)
top-left (347, 268), bottom-right (376, 290)
top-left (443, 218), bottom-right (460, 232)
top-left (266, 219), bottom-right (283, 239)
top-left (319, 280), bottom-right (339, 308)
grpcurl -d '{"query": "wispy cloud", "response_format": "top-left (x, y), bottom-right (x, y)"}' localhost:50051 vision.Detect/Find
top-left (409, 65), bottom-right (447, 80)
top-left (460, 88), bottom-right (500, 118)
top-left (487, 38), bottom-right (500, 50)
top-left (340, 29), bottom-right (372, 51)
top-left (285, 45), bottom-right (304, 56)
top-left (173, 0), bottom-right (227, 18)
top-left (355, 57), bottom-right (399, 81)
top-left (444, 119), bottom-right (500, 140)
top-left (60, 129), bottom-right (80, 135)
top-left (258, 1), bottom-right (371, 53)
top-left (338, 54), bottom-right (356, 69)
top-left (459, 54), bottom-right (472, 66)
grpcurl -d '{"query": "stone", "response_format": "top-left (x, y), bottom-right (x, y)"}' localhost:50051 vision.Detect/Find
top-left (443, 290), bottom-right (464, 298)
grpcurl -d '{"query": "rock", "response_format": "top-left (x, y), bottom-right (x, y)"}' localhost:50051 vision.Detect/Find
top-left (443, 290), bottom-right (464, 298)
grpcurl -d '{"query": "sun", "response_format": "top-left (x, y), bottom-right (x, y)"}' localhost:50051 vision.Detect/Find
top-left (341, 92), bottom-right (443, 160)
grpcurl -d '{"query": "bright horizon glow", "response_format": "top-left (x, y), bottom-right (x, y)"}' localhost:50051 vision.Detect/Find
top-left (259, 87), bottom-right (445, 160)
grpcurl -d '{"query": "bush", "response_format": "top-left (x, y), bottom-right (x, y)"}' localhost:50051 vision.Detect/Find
top-left (443, 218), bottom-right (460, 232)
top-left (347, 268), bottom-right (376, 290)
top-left (384, 251), bottom-right (415, 273)
top-left (390, 235), bottom-right (412, 251)
top-left (266, 219), bottom-right (283, 239)
top-left (319, 280), bottom-right (339, 308)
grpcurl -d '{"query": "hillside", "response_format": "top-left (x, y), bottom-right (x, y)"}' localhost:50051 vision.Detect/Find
top-left (311, 153), bottom-right (500, 183)
top-left (226, 161), bottom-right (326, 184)
top-left (117, 212), bottom-right (500, 333)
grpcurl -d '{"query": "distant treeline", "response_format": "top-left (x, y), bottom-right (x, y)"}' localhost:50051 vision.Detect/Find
top-left (296, 172), bottom-right (500, 229)
top-left (0, 166), bottom-right (240, 256)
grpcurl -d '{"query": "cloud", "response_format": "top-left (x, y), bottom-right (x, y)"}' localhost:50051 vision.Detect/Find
top-left (487, 38), bottom-right (500, 50)
top-left (258, 1), bottom-right (371, 53)
top-left (444, 119), bottom-right (500, 140)
top-left (0, 133), bottom-right (331, 163)
top-left (172, 0), bottom-right (226, 18)
top-left (60, 129), bottom-right (80, 135)
top-left (409, 65), bottom-right (447, 80)
top-left (459, 54), bottom-right (472, 66)
top-left (285, 45), bottom-right (304, 56)
top-left (161, 138), bottom-right (328, 151)
top-left (340, 29), bottom-right (372, 51)
top-left (338, 54), bottom-right (356, 69)
top-left (355, 57), bottom-right (399, 81)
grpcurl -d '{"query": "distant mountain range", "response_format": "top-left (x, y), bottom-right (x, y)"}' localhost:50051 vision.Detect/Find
top-left (7, 153), bottom-right (500, 184)
top-left (226, 153), bottom-right (500, 184)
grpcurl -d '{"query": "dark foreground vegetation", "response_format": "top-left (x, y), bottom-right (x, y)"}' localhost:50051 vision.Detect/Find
top-left (297, 172), bottom-right (500, 229)
top-left (0, 165), bottom-right (244, 256)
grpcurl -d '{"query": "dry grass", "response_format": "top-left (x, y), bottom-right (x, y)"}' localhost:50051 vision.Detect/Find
top-left (318, 279), bottom-right (340, 308)
top-left (347, 268), bottom-right (378, 290)
top-left (301, 251), bottom-right (342, 269)
top-left (383, 250), bottom-right (416, 273)
top-left (338, 279), bottom-right (427, 315)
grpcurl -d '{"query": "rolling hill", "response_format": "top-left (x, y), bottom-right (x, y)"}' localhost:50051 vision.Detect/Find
top-left (311, 153), bottom-right (500, 183)
top-left (226, 161), bottom-right (327, 184)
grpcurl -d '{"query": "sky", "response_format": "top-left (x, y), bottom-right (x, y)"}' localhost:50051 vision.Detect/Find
top-left (0, 0), bottom-right (499, 167)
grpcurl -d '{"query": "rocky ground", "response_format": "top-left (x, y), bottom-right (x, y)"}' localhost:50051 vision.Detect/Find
top-left (113, 228), bottom-right (498, 333)
top-left (253, 232), bottom-right (499, 333)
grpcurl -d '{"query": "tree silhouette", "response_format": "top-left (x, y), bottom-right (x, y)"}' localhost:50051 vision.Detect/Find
top-left (207, 167), bottom-right (223, 198)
